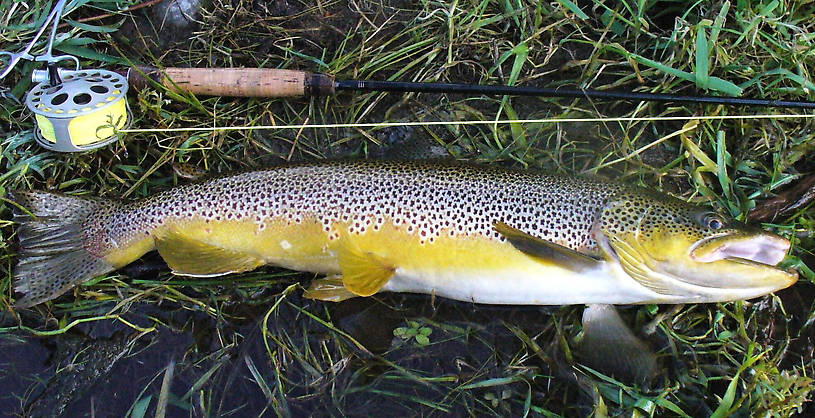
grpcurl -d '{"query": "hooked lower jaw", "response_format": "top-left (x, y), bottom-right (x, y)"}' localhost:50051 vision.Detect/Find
top-left (596, 229), bottom-right (798, 302)
top-left (720, 266), bottom-right (799, 301)
top-left (679, 255), bottom-right (799, 297)
top-left (688, 232), bottom-right (798, 294)
top-left (653, 259), bottom-right (798, 302)
top-left (744, 262), bottom-right (799, 291)
top-left (650, 234), bottom-right (798, 299)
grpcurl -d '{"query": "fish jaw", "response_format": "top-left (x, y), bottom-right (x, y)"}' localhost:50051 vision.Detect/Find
top-left (656, 256), bottom-right (799, 298)
top-left (592, 189), bottom-right (800, 303)
top-left (674, 230), bottom-right (798, 297)
top-left (690, 231), bottom-right (791, 266)
top-left (593, 229), bottom-right (798, 303)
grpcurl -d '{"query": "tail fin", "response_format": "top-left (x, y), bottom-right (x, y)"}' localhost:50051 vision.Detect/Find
top-left (8, 191), bottom-right (117, 308)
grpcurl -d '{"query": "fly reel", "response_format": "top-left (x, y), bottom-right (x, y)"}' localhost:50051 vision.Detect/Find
top-left (25, 69), bottom-right (130, 152)
top-left (0, 0), bottom-right (131, 152)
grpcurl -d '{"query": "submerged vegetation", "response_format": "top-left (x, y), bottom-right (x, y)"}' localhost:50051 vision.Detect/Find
top-left (0, 0), bottom-right (814, 416)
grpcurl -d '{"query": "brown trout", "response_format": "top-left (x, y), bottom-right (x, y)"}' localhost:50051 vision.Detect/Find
top-left (9, 160), bottom-right (798, 308)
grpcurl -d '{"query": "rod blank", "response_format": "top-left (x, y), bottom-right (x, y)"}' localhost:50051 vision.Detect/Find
top-left (335, 79), bottom-right (815, 109)
top-left (127, 67), bottom-right (815, 109)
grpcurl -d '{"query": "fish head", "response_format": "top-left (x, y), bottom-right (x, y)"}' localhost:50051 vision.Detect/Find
top-left (593, 190), bottom-right (798, 302)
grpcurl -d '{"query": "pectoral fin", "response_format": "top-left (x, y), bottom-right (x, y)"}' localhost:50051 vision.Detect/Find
top-left (338, 238), bottom-right (396, 297)
top-left (578, 304), bottom-right (658, 386)
top-left (494, 222), bottom-right (600, 272)
top-left (155, 229), bottom-right (265, 277)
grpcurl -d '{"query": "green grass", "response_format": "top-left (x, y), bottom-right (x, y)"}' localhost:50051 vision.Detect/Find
top-left (1, 0), bottom-right (814, 416)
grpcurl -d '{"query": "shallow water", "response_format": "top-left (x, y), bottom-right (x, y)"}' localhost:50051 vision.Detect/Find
top-left (2, 265), bottom-right (812, 416)
top-left (0, 289), bottom-right (565, 416)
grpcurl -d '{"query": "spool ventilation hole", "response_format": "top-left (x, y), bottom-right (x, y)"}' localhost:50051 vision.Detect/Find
top-left (51, 93), bottom-right (68, 105)
top-left (73, 93), bottom-right (92, 105)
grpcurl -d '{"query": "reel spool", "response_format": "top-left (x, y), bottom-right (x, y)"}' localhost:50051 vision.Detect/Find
top-left (25, 69), bottom-right (130, 152)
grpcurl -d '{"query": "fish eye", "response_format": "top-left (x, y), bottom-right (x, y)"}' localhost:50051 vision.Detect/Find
top-left (704, 214), bottom-right (724, 230)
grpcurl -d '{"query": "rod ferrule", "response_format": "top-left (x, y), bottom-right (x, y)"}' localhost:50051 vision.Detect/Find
top-left (306, 73), bottom-right (335, 96)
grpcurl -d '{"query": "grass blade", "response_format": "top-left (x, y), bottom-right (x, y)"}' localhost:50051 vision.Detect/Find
top-left (557, 0), bottom-right (589, 20)
top-left (695, 26), bottom-right (710, 90)
top-left (155, 362), bottom-right (175, 418)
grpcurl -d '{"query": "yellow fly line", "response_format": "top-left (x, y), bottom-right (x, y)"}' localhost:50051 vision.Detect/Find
top-left (118, 113), bottom-right (815, 134)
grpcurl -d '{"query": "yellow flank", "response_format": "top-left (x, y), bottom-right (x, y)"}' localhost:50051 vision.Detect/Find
top-left (345, 222), bottom-right (541, 274)
top-left (107, 214), bottom-right (551, 288)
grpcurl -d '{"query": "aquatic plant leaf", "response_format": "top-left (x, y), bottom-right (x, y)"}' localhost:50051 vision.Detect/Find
top-left (129, 395), bottom-right (152, 418)
top-left (695, 26), bottom-right (710, 90)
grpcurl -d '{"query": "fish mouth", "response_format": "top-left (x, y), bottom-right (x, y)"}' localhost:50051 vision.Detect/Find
top-left (690, 232), bottom-right (791, 266)
top-left (671, 231), bottom-right (798, 295)
top-left (596, 227), bottom-right (798, 301)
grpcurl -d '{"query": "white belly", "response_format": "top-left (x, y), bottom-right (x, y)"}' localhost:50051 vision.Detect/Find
top-left (382, 261), bottom-right (668, 305)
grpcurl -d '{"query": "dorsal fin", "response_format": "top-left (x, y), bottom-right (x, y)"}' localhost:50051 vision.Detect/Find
top-left (155, 228), bottom-right (265, 277)
top-left (494, 222), bottom-right (600, 272)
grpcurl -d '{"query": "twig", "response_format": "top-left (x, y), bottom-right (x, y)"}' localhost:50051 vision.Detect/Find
top-left (59, 0), bottom-right (165, 29)
top-left (748, 173), bottom-right (815, 222)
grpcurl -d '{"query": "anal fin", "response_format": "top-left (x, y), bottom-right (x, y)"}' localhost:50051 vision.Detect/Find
top-left (494, 222), bottom-right (600, 272)
top-left (155, 229), bottom-right (265, 277)
top-left (304, 275), bottom-right (359, 302)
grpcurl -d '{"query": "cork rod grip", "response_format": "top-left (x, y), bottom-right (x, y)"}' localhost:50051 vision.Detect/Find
top-left (128, 67), bottom-right (336, 97)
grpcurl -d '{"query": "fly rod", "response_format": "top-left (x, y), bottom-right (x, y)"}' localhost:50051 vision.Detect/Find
top-left (5, 0), bottom-right (812, 153)
top-left (128, 67), bottom-right (815, 110)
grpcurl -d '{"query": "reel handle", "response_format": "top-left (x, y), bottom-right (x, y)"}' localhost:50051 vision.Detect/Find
top-left (128, 67), bottom-right (336, 98)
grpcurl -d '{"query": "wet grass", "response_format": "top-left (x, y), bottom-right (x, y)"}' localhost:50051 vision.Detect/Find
top-left (1, 0), bottom-right (815, 416)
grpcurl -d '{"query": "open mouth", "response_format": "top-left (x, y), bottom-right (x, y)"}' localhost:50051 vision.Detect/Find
top-left (690, 233), bottom-right (791, 266)
top-left (596, 228), bottom-right (798, 296)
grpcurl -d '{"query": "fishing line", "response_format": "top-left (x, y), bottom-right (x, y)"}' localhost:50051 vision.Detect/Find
top-left (119, 113), bottom-right (815, 134)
